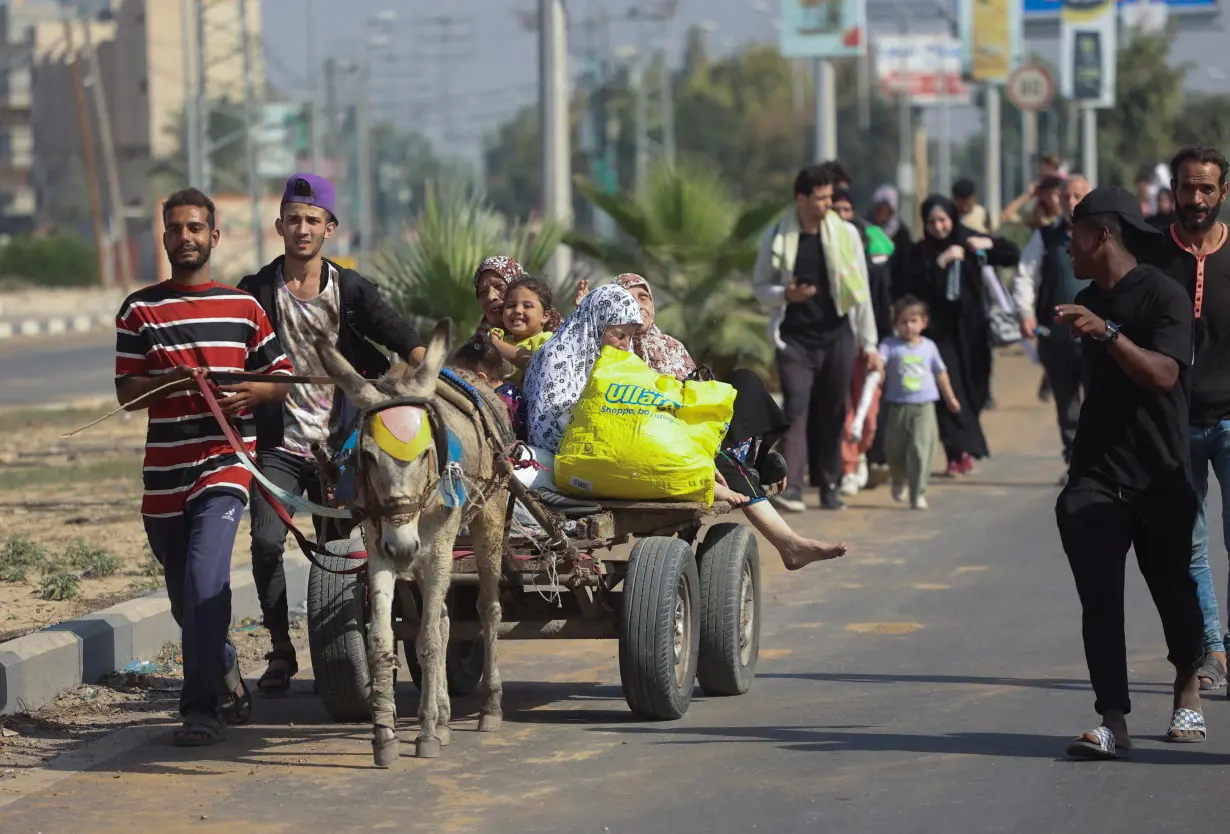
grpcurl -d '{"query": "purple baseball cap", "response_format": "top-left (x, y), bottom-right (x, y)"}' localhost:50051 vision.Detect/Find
top-left (281, 173), bottom-right (338, 223)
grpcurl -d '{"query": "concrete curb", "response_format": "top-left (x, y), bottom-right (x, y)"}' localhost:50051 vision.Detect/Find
top-left (0, 552), bottom-right (312, 715)
top-left (0, 314), bottom-right (113, 340)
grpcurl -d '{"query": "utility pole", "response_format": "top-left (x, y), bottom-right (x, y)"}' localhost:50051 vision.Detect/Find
top-left (80, 9), bottom-right (133, 287)
top-left (813, 58), bottom-right (836, 161)
top-left (61, 15), bottom-right (110, 288)
top-left (660, 49), bottom-right (675, 168)
top-left (540, 0), bottom-right (571, 282)
top-left (985, 83), bottom-right (1002, 231)
top-left (307, 0), bottom-right (323, 172)
top-left (240, 0), bottom-right (263, 265)
top-left (181, 0), bottom-right (200, 187)
top-left (196, 0), bottom-right (211, 193)
top-left (356, 59), bottom-right (373, 273)
top-left (633, 54), bottom-right (648, 194)
top-left (938, 101), bottom-right (952, 195)
top-left (1081, 106), bottom-right (1098, 187)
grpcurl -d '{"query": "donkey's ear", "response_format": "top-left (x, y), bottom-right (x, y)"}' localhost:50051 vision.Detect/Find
top-left (413, 319), bottom-right (452, 386)
top-left (316, 338), bottom-right (383, 409)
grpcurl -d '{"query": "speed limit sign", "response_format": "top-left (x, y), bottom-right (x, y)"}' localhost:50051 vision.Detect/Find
top-left (1007, 64), bottom-right (1055, 111)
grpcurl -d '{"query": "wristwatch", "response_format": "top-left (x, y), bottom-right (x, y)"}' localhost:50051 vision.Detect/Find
top-left (1092, 320), bottom-right (1122, 343)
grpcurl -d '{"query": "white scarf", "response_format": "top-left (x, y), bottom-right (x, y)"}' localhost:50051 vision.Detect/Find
top-left (525, 283), bottom-right (643, 454)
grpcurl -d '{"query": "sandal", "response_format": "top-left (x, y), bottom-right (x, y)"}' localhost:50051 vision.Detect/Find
top-left (1197, 655), bottom-right (1226, 691)
top-left (1066, 725), bottom-right (1128, 760)
top-left (256, 648), bottom-right (299, 696)
top-left (218, 651), bottom-right (253, 725)
top-left (1165, 707), bottom-right (1207, 743)
top-left (173, 713), bottom-right (225, 747)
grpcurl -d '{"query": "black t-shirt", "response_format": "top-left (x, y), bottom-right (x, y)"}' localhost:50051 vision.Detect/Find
top-left (1068, 264), bottom-right (1193, 493)
top-left (780, 232), bottom-right (846, 349)
top-left (1150, 227), bottom-right (1230, 427)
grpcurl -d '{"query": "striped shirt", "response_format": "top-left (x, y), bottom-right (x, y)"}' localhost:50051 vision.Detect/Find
top-left (115, 280), bottom-right (294, 518)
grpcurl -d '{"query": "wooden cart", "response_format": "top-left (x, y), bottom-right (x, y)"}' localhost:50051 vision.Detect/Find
top-left (305, 491), bottom-right (762, 723)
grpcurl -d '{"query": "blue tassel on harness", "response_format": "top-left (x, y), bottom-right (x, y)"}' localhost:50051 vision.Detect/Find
top-left (438, 427), bottom-right (468, 508)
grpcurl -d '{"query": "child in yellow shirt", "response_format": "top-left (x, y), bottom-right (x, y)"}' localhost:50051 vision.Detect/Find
top-left (491, 276), bottom-right (559, 387)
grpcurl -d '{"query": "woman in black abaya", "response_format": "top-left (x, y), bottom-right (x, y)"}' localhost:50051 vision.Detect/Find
top-left (905, 195), bottom-right (1020, 476)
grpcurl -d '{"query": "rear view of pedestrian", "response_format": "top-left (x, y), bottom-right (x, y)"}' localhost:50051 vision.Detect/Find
top-left (1054, 186), bottom-right (1206, 760)
top-left (878, 296), bottom-right (961, 510)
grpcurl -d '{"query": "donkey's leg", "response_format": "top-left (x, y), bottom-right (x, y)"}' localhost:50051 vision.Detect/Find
top-left (435, 598), bottom-right (452, 747)
top-left (470, 500), bottom-right (505, 733)
top-left (414, 551), bottom-right (452, 758)
top-left (366, 554), bottom-right (400, 768)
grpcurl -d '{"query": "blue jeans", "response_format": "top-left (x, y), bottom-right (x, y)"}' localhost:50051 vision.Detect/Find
top-left (1189, 422), bottom-right (1230, 654)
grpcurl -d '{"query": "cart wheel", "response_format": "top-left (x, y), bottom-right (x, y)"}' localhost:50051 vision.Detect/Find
top-left (619, 536), bottom-right (700, 720)
top-left (404, 639), bottom-right (486, 696)
top-left (306, 545), bottom-right (371, 723)
top-left (696, 523), bottom-right (761, 696)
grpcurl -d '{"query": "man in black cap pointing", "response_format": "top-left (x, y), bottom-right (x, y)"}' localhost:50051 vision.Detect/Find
top-left (1054, 186), bottom-right (1206, 759)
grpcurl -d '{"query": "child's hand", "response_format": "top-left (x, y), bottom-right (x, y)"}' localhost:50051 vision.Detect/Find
top-left (944, 396), bottom-right (962, 414)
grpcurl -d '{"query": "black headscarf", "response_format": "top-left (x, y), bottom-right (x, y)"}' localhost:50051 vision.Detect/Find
top-left (919, 194), bottom-right (978, 260)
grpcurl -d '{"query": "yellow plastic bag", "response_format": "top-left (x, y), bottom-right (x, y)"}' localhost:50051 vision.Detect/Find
top-left (555, 347), bottom-right (735, 505)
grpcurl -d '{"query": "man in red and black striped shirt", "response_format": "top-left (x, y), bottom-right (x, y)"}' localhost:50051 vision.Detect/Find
top-left (116, 188), bottom-right (292, 746)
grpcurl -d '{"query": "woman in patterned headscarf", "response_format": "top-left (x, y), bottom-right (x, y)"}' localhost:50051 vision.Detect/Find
top-left (612, 273), bottom-right (697, 381)
top-left (473, 255), bottom-right (527, 328)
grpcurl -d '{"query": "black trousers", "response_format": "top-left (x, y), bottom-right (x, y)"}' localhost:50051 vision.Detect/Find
top-left (249, 448), bottom-right (329, 645)
top-left (1038, 337), bottom-right (1086, 464)
top-left (1055, 479), bottom-right (1205, 716)
top-left (777, 326), bottom-right (857, 493)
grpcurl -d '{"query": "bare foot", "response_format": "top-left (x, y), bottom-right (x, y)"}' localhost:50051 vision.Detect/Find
top-left (780, 537), bottom-right (848, 570)
top-left (714, 482), bottom-right (750, 506)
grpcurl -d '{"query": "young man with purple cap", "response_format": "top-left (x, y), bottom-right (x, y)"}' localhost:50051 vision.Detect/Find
top-left (237, 173), bottom-right (425, 695)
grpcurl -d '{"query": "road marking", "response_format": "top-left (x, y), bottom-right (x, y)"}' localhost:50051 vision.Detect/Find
top-left (844, 622), bottom-right (925, 635)
top-left (856, 556), bottom-right (906, 566)
top-left (912, 583), bottom-right (952, 590)
top-left (0, 722), bottom-right (172, 809)
top-left (760, 648), bottom-right (794, 660)
top-left (953, 566), bottom-right (988, 574)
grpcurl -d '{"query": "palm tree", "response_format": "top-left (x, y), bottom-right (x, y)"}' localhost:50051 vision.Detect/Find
top-left (566, 161), bottom-right (783, 377)
top-left (374, 184), bottom-right (566, 332)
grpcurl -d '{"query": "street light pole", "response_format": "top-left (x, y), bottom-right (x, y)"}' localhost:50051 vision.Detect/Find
top-left (540, 0), bottom-right (572, 282)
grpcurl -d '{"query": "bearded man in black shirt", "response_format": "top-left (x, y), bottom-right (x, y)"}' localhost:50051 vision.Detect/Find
top-left (1054, 187), bottom-right (1206, 760)
top-left (1150, 145), bottom-right (1230, 694)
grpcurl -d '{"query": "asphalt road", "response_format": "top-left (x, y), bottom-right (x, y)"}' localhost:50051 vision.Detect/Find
top-left (0, 332), bottom-right (115, 408)
top-left (4, 354), bottom-right (1230, 833)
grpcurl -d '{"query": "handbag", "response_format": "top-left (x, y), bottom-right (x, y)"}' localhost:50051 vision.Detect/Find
top-left (979, 258), bottom-right (1021, 347)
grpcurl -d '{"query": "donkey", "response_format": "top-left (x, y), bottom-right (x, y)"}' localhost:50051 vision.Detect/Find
top-left (316, 321), bottom-right (509, 766)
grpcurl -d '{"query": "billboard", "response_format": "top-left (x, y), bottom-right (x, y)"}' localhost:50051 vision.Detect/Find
top-left (958, 0), bottom-right (1023, 82)
top-left (1025, 0), bottom-right (1215, 16)
top-left (779, 0), bottom-right (867, 58)
top-left (1061, 0), bottom-right (1116, 108)
top-left (875, 35), bottom-right (970, 104)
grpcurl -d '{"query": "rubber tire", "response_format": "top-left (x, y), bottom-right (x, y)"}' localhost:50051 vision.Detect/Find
top-left (696, 522), bottom-right (761, 696)
top-left (404, 639), bottom-right (486, 696)
top-left (618, 536), bottom-right (700, 720)
top-left (306, 555), bottom-right (372, 723)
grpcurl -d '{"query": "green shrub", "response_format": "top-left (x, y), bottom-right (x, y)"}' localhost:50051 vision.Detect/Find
top-left (38, 571), bottom-right (80, 601)
top-left (64, 538), bottom-right (121, 578)
top-left (0, 233), bottom-right (99, 288)
top-left (0, 535), bottom-right (48, 583)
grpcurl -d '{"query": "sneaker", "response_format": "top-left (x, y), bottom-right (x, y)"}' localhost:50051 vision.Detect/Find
top-left (854, 454), bottom-right (869, 489)
top-left (944, 459), bottom-right (962, 478)
top-left (891, 481), bottom-right (907, 502)
top-left (819, 488), bottom-right (847, 511)
top-left (771, 488), bottom-right (806, 513)
top-left (957, 452), bottom-right (976, 475)
top-left (839, 473), bottom-right (860, 496)
top-left (911, 495), bottom-right (929, 510)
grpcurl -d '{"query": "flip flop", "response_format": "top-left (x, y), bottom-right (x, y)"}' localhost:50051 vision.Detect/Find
top-left (1197, 655), bottom-right (1226, 691)
top-left (257, 648), bottom-right (299, 697)
top-left (1066, 726), bottom-right (1129, 760)
top-left (1165, 707), bottom-right (1207, 744)
top-left (173, 713), bottom-right (225, 747)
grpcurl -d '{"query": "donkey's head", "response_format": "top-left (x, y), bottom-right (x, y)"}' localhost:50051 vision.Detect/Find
top-left (317, 320), bottom-right (452, 561)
